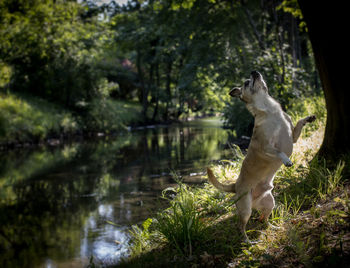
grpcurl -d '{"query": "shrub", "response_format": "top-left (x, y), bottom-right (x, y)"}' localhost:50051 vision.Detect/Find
top-left (83, 98), bottom-right (142, 133)
top-left (223, 98), bottom-right (254, 138)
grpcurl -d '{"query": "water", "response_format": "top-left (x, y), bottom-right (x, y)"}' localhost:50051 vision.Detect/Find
top-left (0, 118), bottom-right (232, 267)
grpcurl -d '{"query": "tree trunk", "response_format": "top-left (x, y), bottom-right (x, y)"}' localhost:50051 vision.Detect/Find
top-left (164, 57), bottom-right (172, 122)
top-left (136, 48), bottom-right (148, 121)
top-left (152, 62), bottom-right (160, 121)
top-left (147, 63), bottom-right (154, 120)
top-left (298, 0), bottom-right (350, 158)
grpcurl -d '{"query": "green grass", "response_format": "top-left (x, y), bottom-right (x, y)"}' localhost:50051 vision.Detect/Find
top-left (156, 180), bottom-right (209, 256)
top-left (0, 92), bottom-right (78, 143)
top-left (118, 95), bottom-right (350, 267)
top-left (0, 92), bottom-right (143, 144)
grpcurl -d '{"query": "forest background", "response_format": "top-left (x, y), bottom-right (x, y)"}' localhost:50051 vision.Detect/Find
top-left (0, 0), bottom-right (321, 145)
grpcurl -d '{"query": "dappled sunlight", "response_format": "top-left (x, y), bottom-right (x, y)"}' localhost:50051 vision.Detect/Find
top-left (2, 0), bottom-right (347, 266)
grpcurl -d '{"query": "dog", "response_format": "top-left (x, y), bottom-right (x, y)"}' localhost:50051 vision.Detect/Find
top-left (207, 71), bottom-right (316, 242)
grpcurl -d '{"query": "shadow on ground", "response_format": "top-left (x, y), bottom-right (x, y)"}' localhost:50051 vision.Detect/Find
top-left (115, 212), bottom-right (268, 268)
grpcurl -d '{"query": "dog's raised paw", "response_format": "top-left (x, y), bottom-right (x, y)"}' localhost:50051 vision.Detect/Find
top-left (306, 115), bottom-right (316, 123)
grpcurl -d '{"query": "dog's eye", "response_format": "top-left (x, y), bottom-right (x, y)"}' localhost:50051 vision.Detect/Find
top-left (244, 80), bottom-right (250, 87)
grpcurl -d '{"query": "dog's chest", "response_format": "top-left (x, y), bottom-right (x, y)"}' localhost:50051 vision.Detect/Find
top-left (253, 115), bottom-right (293, 152)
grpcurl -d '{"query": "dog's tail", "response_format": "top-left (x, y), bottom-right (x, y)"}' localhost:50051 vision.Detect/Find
top-left (207, 167), bottom-right (236, 193)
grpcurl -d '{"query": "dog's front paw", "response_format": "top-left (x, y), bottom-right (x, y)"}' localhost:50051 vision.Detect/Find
top-left (306, 115), bottom-right (316, 123)
top-left (283, 159), bottom-right (293, 167)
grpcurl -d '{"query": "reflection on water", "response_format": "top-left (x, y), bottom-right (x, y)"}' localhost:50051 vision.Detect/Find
top-left (0, 118), bottom-right (231, 267)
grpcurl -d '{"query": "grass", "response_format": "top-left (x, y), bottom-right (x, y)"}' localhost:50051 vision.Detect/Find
top-left (0, 92), bottom-right (143, 145)
top-left (0, 92), bottom-right (78, 144)
top-left (114, 95), bottom-right (350, 267)
top-left (156, 182), bottom-right (207, 256)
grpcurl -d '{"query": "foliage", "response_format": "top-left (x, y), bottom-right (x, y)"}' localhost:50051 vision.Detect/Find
top-left (0, 93), bottom-right (78, 143)
top-left (108, 0), bottom-right (320, 123)
top-left (0, 92), bottom-right (144, 144)
top-left (223, 98), bottom-right (254, 137)
top-left (83, 98), bottom-right (142, 133)
top-left (129, 218), bottom-right (154, 256)
top-left (0, 0), bottom-right (112, 107)
top-left (0, 0), bottom-right (323, 142)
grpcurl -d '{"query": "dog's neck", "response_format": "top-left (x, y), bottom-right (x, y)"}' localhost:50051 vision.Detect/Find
top-left (246, 92), bottom-right (281, 118)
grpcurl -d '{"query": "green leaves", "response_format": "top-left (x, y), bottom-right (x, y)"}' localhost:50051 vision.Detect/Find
top-left (0, 0), bottom-right (113, 106)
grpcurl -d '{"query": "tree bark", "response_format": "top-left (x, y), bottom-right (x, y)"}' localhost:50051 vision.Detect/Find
top-left (152, 61), bottom-right (160, 121)
top-left (298, 0), bottom-right (350, 158)
top-left (164, 56), bottom-right (172, 122)
top-left (136, 47), bottom-right (148, 121)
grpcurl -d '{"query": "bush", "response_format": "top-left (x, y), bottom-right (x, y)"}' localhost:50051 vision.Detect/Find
top-left (223, 98), bottom-right (254, 138)
top-left (83, 98), bottom-right (142, 133)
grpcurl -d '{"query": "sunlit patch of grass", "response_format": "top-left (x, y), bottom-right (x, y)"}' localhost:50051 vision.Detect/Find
top-left (128, 218), bottom-right (155, 257)
top-left (0, 92), bottom-right (78, 143)
top-left (0, 93), bottom-right (143, 144)
top-left (289, 95), bottom-right (326, 138)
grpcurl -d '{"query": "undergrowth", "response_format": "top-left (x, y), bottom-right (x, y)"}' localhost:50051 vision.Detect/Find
top-left (0, 92), bottom-right (78, 143)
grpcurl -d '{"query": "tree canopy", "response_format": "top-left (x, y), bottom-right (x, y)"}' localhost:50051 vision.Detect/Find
top-left (0, 0), bottom-right (320, 127)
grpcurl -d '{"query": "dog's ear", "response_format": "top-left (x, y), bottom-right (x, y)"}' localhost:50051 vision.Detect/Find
top-left (229, 87), bottom-right (241, 97)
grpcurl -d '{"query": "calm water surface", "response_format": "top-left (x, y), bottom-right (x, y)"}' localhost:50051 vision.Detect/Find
top-left (0, 118), bottom-right (232, 267)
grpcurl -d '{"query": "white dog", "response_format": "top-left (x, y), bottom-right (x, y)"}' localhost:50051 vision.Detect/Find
top-left (207, 71), bottom-right (316, 242)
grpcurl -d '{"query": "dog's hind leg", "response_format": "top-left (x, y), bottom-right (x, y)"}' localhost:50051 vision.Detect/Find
top-left (235, 190), bottom-right (252, 242)
top-left (256, 192), bottom-right (275, 222)
top-left (293, 115), bottom-right (316, 143)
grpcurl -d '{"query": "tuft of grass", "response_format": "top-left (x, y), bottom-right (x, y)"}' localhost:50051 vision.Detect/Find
top-left (275, 159), bottom-right (345, 211)
top-left (156, 180), bottom-right (207, 256)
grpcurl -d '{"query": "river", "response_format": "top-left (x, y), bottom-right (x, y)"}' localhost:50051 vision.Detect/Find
top-left (0, 118), bottom-right (233, 267)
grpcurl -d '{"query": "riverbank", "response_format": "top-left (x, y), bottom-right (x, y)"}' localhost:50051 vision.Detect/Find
top-left (112, 97), bottom-right (350, 267)
top-left (0, 92), bottom-right (144, 150)
top-left (0, 92), bottom-right (223, 151)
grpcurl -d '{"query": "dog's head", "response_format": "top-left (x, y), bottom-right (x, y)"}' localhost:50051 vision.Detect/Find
top-left (229, 71), bottom-right (268, 103)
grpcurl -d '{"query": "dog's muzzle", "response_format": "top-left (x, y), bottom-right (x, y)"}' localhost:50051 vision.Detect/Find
top-left (251, 70), bottom-right (261, 79)
top-left (250, 71), bottom-right (261, 88)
